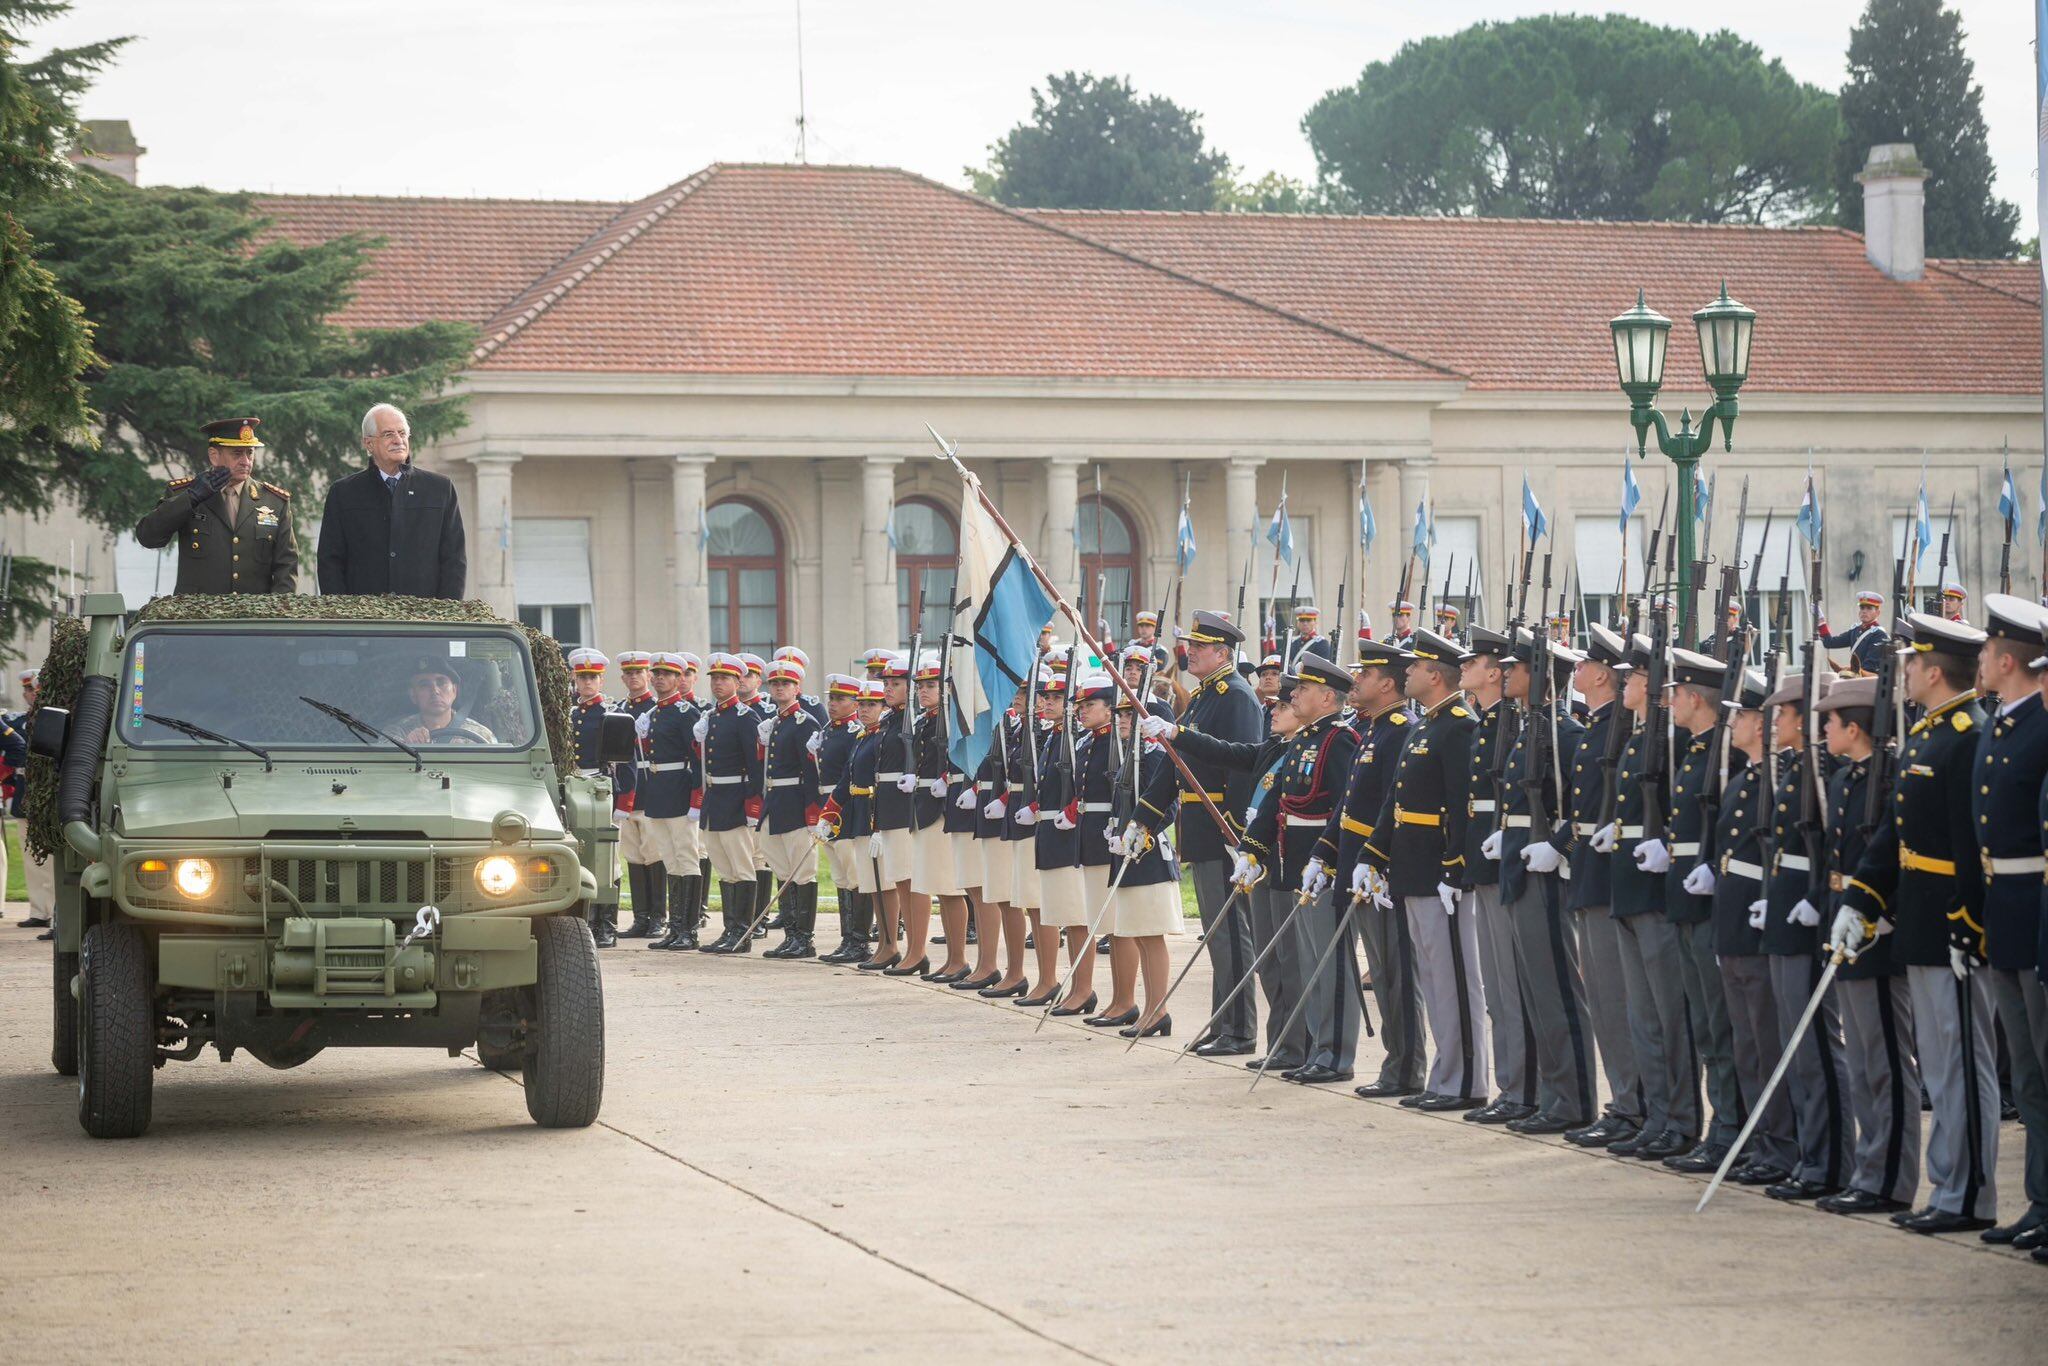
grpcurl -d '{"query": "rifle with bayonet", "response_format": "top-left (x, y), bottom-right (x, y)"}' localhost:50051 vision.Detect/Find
top-left (1697, 563), bottom-right (1746, 841)
top-left (1641, 532), bottom-right (1677, 844)
top-left (1518, 546), bottom-right (1558, 842)
top-left (1494, 532), bottom-right (1536, 825)
top-left (1933, 492), bottom-right (1956, 614)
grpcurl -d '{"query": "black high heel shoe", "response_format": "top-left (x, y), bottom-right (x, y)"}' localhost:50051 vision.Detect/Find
top-left (1015, 985), bottom-right (1059, 1008)
top-left (882, 956), bottom-right (931, 977)
top-left (856, 951), bottom-right (901, 973)
top-left (1050, 992), bottom-right (1099, 1018)
top-left (1084, 1006), bottom-right (1140, 1028)
top-left (1120, 1014), bottom-right (1172, 1039)
top-left (953, 971), bottom-right (1001, 991)
top-left (928, 966), bottom-right (971, 985)
top-left (980, 979), bottom-right (1029, 999)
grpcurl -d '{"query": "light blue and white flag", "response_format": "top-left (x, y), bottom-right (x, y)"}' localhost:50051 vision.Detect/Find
top-left (1619, 453), bottom-right (1641, 538)
top-left (1795, 467), bottom-right (1823, 550)
top-left (1266, 489), bottom-right (1294, 566)
top-left (949, 471), bottom-right (1057, 778)
top-left (1999, 458), bottom-right (2020, 539)
top-left (1521, 472), bottom-right (1548, 542)
top-left (1359, 486), bottom-right (1377, 554)
top-left (1176, 481), bottom-right (1196, 572)
top-left (1914, 471), bottom-right (1933, 563)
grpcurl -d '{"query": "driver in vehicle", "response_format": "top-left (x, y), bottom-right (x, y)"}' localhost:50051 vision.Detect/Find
top-left (391, 656), bottom-right (496, 745)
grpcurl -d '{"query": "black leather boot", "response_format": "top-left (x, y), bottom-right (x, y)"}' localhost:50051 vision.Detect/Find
top-left (696, 858), bottom-right (712, 928)
top-left (764, 878), bottom-right (804, 959)
top-left (819, 888), bottom-right (865, 963)
top-left (590, 895), bottom-right (617, 948)
top-left (701, 879), bottom-right (752, 953)
top-left (784, 882), bottom-right (818, 958)
top-left (655, 876), bottom-right (699, 949)
top-left (619, 863), bottom-right (655, 938)
top-left (640, 864), bottom-right (674, 948)
top-left (753, 869), bottom-right (773, 937)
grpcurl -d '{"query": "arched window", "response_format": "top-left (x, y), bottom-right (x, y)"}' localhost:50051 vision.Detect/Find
top-left (1077, 494), bottom-right (1141, 642)
top-left (708, 498), bottom-right (784, 655)
top-left (893, 496), bottom-right (958, 644)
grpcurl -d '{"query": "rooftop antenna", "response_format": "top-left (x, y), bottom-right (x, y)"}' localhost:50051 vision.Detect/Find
top-left (794, 0), bottom-right (809, 164)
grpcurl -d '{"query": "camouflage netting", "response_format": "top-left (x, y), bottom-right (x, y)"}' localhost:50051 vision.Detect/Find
top-left (26, 595), bottom-right (572, 861)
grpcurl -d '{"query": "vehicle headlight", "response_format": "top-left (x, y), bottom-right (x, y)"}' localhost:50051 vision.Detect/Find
top-left (474, 854), bottom-right (520, 897)
top-left (173, 858), bottom-right (217, 900)
top-left (137, 858), bottom-right (170, 892)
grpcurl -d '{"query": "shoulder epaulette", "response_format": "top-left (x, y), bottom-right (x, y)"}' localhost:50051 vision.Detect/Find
top-left (261, 480), bottom-right (291, 501)
top-left (1951, 710), bottom-right (1973, 733)
top-left (1389, 711), bottom-right (1408, 725)
top-left (166, 477), bottom-right (194, 492)
top-left (1449, 705), bottom-right (1470, 719)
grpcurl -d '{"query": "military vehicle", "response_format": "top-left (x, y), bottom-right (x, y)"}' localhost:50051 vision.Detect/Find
top-left (30, 593), bottom-right (632, 1138)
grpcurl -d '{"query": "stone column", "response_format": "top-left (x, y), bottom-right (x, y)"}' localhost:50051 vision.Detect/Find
top-left (469, 454), bottom-right (520, 618)
top-left (1224, 455), bottom-right (1264, 629)
top-left (628, 460), bottom-right (675, 647)
top-left (1397, 455), bottom-right (1433, 608)
top-left (671, 454), bottom-right (712, 645)
top-left (862, 455), bottom-right (900, 648)
top-left (1043, 457), bottom-right (1083, 608)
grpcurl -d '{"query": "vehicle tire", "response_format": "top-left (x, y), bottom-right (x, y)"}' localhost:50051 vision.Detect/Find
top-left (52, 944), bottom-right (80, 1077)
top-left (77, 922), bottom-right (154, 1139)
top-left (524, 916), bottom-right (604, 1128)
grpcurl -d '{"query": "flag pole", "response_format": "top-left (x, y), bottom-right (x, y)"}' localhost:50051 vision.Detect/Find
top-left (927, 425), bottom-right (1240, 845)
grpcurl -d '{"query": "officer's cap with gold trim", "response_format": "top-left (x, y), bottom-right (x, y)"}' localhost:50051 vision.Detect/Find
top-left (1072, 673), bottom-right (1117, 706)
top-left (567, 648), bottom-right (608, 676)
top-left (1354, 640), bottom-right (1408, 670)
top-left (1902, 611), bottom-right (1986, 663)
top-left (616, 649), bottom-right (653, 670)
top-left (858, 680), bottom-right (885, 701)
top-left (1405, 628), bottom-right (1465, 665)
top-left (765, 659), bottom-right (804, 685)
top-left (739, 652), bottom-right (766, 677)
top-left (913, 651), bottom-right (942, 682)
top-left (1664, 647), bottom-right (1726, 690)
top-left (826, 673), bottom-right (861, 697)
top-left (202, 416), bottom-right (263, 449)
top-left (1257, 653), bottom-right (1283, 672)
top-left (1134, 609), bottom-right (1159, 627)
top-left (705, 651), bottom-right (745, 678)
top-left (1981, 593), bottom-right (2046, 651)
top-left (1465, 626), bottom-right (1512, 660)
top-left (1187, 609), bottom-right (1243, 648)
top-left (1293, 603), bottom-right (1320, 621)
top-left (1855, 590), bottom-right (1884, 607)
top-left (1289, 654), bottom-right (1351, 693)
top-left (773, 645), bottom-right (811, 669)
top-left (652, 651), bottom-right (689, 675)
top-left (1584, 623), bottom-right (1631, 671)
top-left (862, 648), bottom-right (891, 676)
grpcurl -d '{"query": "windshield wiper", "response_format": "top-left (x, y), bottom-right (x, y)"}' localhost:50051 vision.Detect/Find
top-left (298, 695), bottom-right (423, 771)
top-left (141, 712), bottom-right (273, 772)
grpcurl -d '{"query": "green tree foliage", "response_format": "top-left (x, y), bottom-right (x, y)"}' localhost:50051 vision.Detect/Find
top-left (1835, 0), bottom-right (2018, 259)
top-left (969, 72), bottom-right (1232, 210)
top-left (11, 175), bottom-right (474, 534)
top-left (1218, 172), bottom-right (1326, 214)
top-left (1304, 16), bottom-right (1839, 224)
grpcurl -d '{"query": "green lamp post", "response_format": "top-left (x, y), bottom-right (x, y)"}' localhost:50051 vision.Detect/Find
top-left (1609, 283), bottom-right (1757, 640)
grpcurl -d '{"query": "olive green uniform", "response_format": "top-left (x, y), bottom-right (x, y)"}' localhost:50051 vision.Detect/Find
top-left (134, 477), bottom-right (300, 595)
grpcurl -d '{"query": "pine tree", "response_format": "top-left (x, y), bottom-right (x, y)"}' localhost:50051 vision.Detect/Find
top-left (1836, 0), bottom-right (2019, 259)
top-left (969, 73), bottom-right (1231, 210)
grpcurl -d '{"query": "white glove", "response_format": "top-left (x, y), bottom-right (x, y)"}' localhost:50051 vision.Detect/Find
top-left (1480, 829), bottom-right (1504, 861)
top-left (1051, 808), bottom-right (1076, 831)
top-left (756, 719), bottom-right (774, 746)
top-left (1522, 841), bottom-right (1561, 874)
top-left (954, 787), bottom-right (978, 810)
top-left (895, 774), bottom-right (918, 794)
top-left (1229, 849), bottom-right (1265, 890)
top-left (1436, 881), bottom-right (1460, 916)
top-left (1828, 907), bottom-right (1869, 960)
top-left (1014, 803), bottom-right (1037, 827)
top-left (1950, 944), bottom-right (1969, 981)
top-left (685, 806), bottom-right (700, 823)
top-left (608, 807), bottom-right (627, 829)
top-left (1633, 838), bottom-right (1671, 873)
top-left (1362, 865), bottom-right (1393, 910)
top-left (1139, 714), bottom-right (1176, 741)
top-left (1350, 863), bottom-right (1370, 897)
top-left (982, 797), bottom-right (1006, 820)
top-left (1302, 857), bottom-right (1332, 898)
top-left (1590, 823), bottom-right (1617, 854)
top-left (1682, 863), bottom-right (1716, 896)
top-left (746, 815), bottom-right (760, 832)
top-left (1747, 898), bottom-right (1767, 930)
top-left (810, 819), bottom-right (833, 843)
top-left (1790, 898), bottom-right (1822, 929)
top-left (927, 776), bottom-right (947, 797)
top-left (868, 831), bottom-right (884, 858)
top-left (805, 731), bottom-right (823, 756)
top-left (1119, 820), bottom-right (1149, 857)
top-left (634, 711), bottom-right (653, 739)
top-left (692, 716), bottom-right (710, 744)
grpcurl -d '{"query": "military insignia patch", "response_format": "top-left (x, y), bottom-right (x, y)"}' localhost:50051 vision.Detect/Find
top-left (255, 506), bottom-right (280, 528)
top-left (1213, 680), bottom-right (1227, 694)
top-left (1260, 774), bottom-right (1275, 790)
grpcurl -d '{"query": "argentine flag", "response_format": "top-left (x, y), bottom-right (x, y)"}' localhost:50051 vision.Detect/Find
top-left (949, 471), bottom-right (1057, 778)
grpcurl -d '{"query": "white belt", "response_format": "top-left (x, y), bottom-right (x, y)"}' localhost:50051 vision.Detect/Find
top-left (644, 762), bottom-right (693, 773)
top-left (1723, 858), bottom-right (1765, 880)
top-left (1470, 799), bottom-right (1498, 813)
top-left (706, 774), bottom-right (745, 785)
top-left (766, 777), bottom-right (802, 789)
top-left (1987, 855), bottom-right (2047, 876)
top-left (1007, 783), bottom-right (1023, 793)
top-left (573, 767), bottom-right (602, 778)
top-left (1618, 825), bottom-right (1644, 839)
top-left (1574, 822), bottom-right (1600, 837)
top-left (877, 770), bottom-right (904, 781)
top-left (1502, 815), bottom-right (1532, 829)
top-left (1776, 854), bottom-right (1811, 871)
top-left (1081, 801), bottom-right (1114, 813)
top-left (1670, 842), bottom-right (1700, 857)
top-left (976, 781), bottom-right (992, 791)
top-left (1285, 814), bottom-right (1327, 827)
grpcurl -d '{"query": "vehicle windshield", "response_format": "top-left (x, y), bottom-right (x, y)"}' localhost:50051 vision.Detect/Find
top-left (121, 629), bottom-right (540, 753)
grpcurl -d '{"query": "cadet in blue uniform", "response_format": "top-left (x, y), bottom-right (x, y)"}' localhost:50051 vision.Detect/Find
top-left (696, 652), bottom-right (766, 955)
top-left (865, 652), bottom-right (921, 973)
top-left (958, 689), bottom-right (1022, 992)
top-left (1461, 626), bottom-right (1533, 1124)
top-left (1837, 613), bottom-right (2000, 1234)
top-left (758, 659), bottom-right (824, 959)
top-left (1359, 629), bottom-right (1486, 1110)
top-left (985, 680), bottom-right (1044, 1000)
top-left (1105, 686), bottom-right (1186, 1038)
top-left (1024, 669), bottom-right (1093, 1010)
top-left (1812, 676), bottom-right (1922, 1216)
top-left (1069, 677), bottom-right (1141, 1027)
top-left (638, 652), bottom-right (705, 952)
top-left (813, 675), bottom-right (873, 964)
top-left (1281, 604), bottom-right (1336, 674)
top-left (567, 648), bottom-right (622, 947)
top-left (1312, 639), bottom-right (1421, 1098)
top-left (1817, 590), bottom-right (1891, 676)
top-left (820, 680), bottom-right (894, 966)
top-left (612, 651), bottom-right (665, 940)
top-left (773, 646), bottom-right (829, 726)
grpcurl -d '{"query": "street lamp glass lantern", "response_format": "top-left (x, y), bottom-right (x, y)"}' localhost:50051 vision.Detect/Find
top-left (1609, 290), bottom-right (1672, 402)
top-left (1692, 283), bottom-right (1756, 400)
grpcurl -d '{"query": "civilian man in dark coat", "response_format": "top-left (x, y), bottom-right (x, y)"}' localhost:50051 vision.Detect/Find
top-left (317, 403), bottom-right (466, 598)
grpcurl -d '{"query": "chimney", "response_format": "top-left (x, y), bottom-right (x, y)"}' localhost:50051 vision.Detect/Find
top-left (1856, 143), bottom-right (1926, 282)
top-left (68, 119), bottom-right (144, 185)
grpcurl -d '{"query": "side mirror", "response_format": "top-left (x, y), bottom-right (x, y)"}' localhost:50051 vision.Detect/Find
top-left (27, 706), bottom-right (70, 760)
top-left (597, 713), bottom-right (637, 765)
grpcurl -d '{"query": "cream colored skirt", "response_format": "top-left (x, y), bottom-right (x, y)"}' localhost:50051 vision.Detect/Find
top-left (1035, 864), bottom-right (1091, 928)
top-left (1111, 879), bottom-right (1185, 938)
top-left (912, 824), bottom-right (962, 897)
top-left (980, 836), bottom-right (1014, 903)
top-left (1010, 841), bottom-right (1040, 910)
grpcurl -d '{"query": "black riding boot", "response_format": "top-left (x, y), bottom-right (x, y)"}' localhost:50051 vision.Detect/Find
top-left (819, 887), bottom-right (864, 964)
top-left (702, 879), bottom-right (752, 953)
top-left (619, 863), bottom-right (656, 938)
top-left (753, 868), bottom-right (773, 937)
top-left (639, 865), bottom-right (674, 948)
top-left (590, 894), bottom-right (618, 948)
top-left (697, 858), bottom-right (712, 928)
top-left (766, 882), bottom-right (816, 958)
top-left (654, 876), bottom-right (698, 949)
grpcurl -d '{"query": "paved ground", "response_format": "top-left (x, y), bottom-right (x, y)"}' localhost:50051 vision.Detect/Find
top-left (1, 917), bottom-right (2040, 1363)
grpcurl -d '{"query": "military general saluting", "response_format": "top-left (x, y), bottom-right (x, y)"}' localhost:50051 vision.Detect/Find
top-left (133, 417), bottom-right (299, 595)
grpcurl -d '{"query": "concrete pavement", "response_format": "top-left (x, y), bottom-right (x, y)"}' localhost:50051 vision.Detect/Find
top-left (0, 922), bottom-right (2039, 1363)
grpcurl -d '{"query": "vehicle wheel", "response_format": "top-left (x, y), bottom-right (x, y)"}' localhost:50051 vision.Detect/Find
top-left (77, 922), bottom-right (155, 1139)
top-left (524, 916), bottom-right (604, 1128)
top-left (475, 988), bottom-right (524, 1072)
top-left (52, 944), bottom-right (80, 1077)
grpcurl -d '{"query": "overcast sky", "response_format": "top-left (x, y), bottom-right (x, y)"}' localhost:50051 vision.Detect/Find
top-left (29, 1), bottom-right (2040, 241)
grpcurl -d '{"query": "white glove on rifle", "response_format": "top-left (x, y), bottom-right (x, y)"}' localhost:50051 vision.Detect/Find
top-left (1436, 881), bottom-right (1460, 916)
top-left (1682, 863), bottom-right (1716, 896)
top-left (1139, 714), bottom-right (1176, 741)
top-left (1480, 829), bottom-right (1504, 861)
top-left (927, 776), bottom-right (947, 797)
top-left (692, 715), bottom-right (710, 744)
top-left (895, 774), bottom-right (918, 794)
top-left (805, 731), bottom-right (823, 756)
top-left (1747, 898), bottom-right (1767, 930)
top-left (1633, 837), bottom-right (1671, 874)
top-left (1106, 825), bottom-right (1126, 857)
top-left (634, 711), bottom-right (653, 740)
top-left (1362, 865), bottom-right (1393, 910)
top-left (1014, 803), bottom-right (1037, 827)
top-left (1120, 821), bottom-right (1149, 857)
top-left (1301, 857), bottom-right (1332, 898)
top-left (1050, 807), bottom-right (1076, 831)
top-left (954, 787), bottom-right (978, 810)
top-left (756, 719), bottom-right (774, 746)
top-left (1521, 840), bottom-right (1561, 874)
top-left (982, 797), bottom-right (1006, 820)
top-left (1590, 823), bottom-right (1617, 854)
top-left (1790, 898), bottom-right (1822, 929)
top-left (1828, 907), bottom-right (1870, 960)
